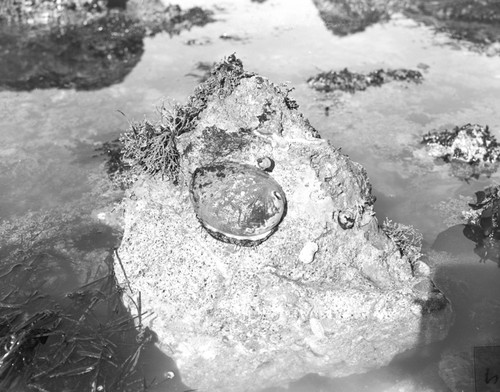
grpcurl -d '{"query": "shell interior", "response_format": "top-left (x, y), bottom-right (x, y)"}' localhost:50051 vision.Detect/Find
top-left (190, 162), bottom-right (287, 245)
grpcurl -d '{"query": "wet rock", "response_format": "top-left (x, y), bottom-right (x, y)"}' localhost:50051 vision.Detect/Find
top-left (462, 185), bottom-right (500, 266)
top-left (0, 0), bottom-right (214, 91)
top-left (307, 68), bottom-right (423, 93)
top-left (114, 58), bottom-right (453, 392)
top-left (422, 124), bottom-right (500, 180)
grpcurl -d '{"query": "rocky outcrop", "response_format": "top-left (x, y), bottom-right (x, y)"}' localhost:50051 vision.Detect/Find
top-left (114, 60), bottom-right (453, 391)
top-left (422, 124), bottom-right (500, 180)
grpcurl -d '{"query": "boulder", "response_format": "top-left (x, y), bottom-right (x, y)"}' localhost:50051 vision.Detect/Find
top-left (114, 62), bottom-right (453, 391)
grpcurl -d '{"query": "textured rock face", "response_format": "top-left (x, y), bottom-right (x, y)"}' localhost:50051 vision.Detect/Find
top-left (115, 75), bottom-right (453, 391)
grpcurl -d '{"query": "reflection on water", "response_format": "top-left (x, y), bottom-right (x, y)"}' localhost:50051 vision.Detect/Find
top-left (0, 0), bottom-right (214, 91)
top-left (1, 0), bottom-right (500, 390)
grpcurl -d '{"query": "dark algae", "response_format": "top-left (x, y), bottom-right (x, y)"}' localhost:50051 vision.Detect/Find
top-left (119, 104), bottom-right (191, 184)
top-left (464, 185), bottom-right (500, 266)
top-left (307, 68), bottom-right (423, 93)
top-left (0, 253), bottom-right (180, 392)
top-left (109, 55), bottom-right (255, 187)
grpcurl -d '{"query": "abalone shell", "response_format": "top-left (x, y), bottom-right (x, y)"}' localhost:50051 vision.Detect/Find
top-left (190, 162), bottom-right (287, 246)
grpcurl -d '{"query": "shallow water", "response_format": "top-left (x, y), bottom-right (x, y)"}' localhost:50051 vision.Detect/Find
top-left (1, 0), bottom-right (500, 391)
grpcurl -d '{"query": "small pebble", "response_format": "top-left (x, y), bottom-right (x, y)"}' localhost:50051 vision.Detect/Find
top-left (299, 241), bottom-right (319, 263)
top-left (413, 260), bottom-right (431, 277)
top-left (165, 371), bottom-right (175, 379)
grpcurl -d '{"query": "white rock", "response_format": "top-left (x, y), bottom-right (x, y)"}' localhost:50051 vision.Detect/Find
top-left (299, 241), bottom-right (319, 264)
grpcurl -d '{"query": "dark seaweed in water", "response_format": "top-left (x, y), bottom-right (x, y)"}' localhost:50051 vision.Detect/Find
top-left (307, 68), bottom-right (423, 93)
top-left (0, 252), bottom-right (180, 392)
top-left (110, 55), bottom-right (256, 188)
top-left (463, 185), bottom-right (500, 266)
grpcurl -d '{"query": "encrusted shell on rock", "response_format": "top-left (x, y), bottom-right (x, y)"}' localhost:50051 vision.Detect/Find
top-left (190, 162), bottom-right (287, 246)
top-left (257, 156), bottom-right (275, 172)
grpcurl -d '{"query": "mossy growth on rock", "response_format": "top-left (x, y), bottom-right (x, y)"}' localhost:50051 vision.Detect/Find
top-left (382, 217), bottom-right (423, 266)
top-left (119, 103), bottom-right (192, 184)
top-left (110, 54), bottom-right (296, 187)
top-left (186, 53), bottom-right (256, 117)
top-left (307, 68), bottom-right (423, 93)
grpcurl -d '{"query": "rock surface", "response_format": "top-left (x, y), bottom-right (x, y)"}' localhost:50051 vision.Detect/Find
top-left (422, 123), bottom-right (500, 180)
top-left (114, 66), bottom-right (453, 391)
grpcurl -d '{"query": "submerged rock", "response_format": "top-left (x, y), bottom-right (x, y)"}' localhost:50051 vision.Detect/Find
top-left (422, 123), bottom-right (500, 180)
top-left (114, 58), bottom-right (453, 392)
top-left (307, 68), bottom-right (423, 93)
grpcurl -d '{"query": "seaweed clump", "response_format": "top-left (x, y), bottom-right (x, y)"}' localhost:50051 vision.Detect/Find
top-left (109, 54), bottom-right (254, 187)
top-left (186, 53), bottom-right (255, 117)
top-left (422, 123), bottom-right (500, 180)
top-left (119, 104), bottom-right (193, 184)
top-left (463, 185), bottom-right (500, 265)
top-left (0, 254), bottom-right (170, 392)
top-left (307, 68), bottom-right (423, 93)
top-left (382, 217), bottom-right (423, 266)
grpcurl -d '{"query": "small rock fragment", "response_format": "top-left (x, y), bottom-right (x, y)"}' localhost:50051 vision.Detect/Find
top-left (299, 241), bottom-right (319, 263)
top-left (413, 260), bottom-right (431, 277)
